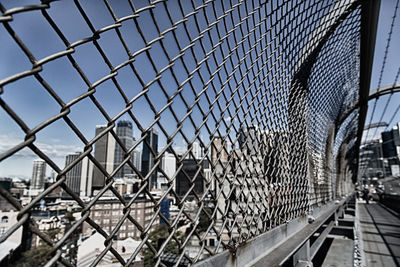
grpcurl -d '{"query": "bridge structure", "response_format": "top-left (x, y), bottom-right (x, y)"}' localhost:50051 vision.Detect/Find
top-left (0, 0), bottom-right (399, 266)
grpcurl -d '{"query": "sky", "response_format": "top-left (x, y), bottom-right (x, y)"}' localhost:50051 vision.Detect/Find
top-left (0, 0), bottom-right (399, 179)
top-left (363, 0), bottom-right (400, 142)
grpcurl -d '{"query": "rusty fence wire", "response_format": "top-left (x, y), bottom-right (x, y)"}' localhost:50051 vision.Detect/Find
top-left (0, 0), bottom-right (365, 266)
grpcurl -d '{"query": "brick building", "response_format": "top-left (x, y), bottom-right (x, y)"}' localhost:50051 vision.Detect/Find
top-left (82, 196), bottom-right (158, 240)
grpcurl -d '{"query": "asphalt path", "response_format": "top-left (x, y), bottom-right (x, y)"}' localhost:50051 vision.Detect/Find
top-left (359, 202), bottom-right (400, 267)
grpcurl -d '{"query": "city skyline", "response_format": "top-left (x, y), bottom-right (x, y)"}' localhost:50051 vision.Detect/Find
top-left (1, 1), bottom-right (400, 181)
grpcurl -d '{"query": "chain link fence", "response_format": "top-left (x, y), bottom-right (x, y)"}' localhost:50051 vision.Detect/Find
top-left (0, 0), bottom-right (366, 266)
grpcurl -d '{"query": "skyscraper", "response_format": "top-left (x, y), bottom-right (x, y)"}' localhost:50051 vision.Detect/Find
top-left (141, 129), bottom-right (158, 190)
top-left (92, 125), bottom-right (115, 191)
top-left (114, 120), bottom-right (135, 179)
top-left (175, 159), bottom-right (205, 197)
top-left (64, 153), bottom-right (82, 196)
top-left (211, 137), bottom-right (228, 165)
top-left (238, 125), bottom-right (260, 155)
top-left (64, 153), bottom-right (92, 197)
top-left (192, 142), bottom-right (201, 160)
top-left (132, 150), bottom-right (142, 172)
top-left (161, 153), bottom-right (176, 179)
top-left (30, 159), bottom-right (46, 190)
top-left (381, 125), bottom-right (400, 176)
top-left (382, 130), bottom-right (397, 158)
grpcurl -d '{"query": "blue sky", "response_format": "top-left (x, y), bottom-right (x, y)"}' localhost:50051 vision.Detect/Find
top-left (0, 0), bottom-right (399, 179)
top-left (364, 0), bottom-right (400, 141)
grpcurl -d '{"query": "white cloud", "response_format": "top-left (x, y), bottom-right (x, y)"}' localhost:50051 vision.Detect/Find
top-left (224, 116), bottom-right (236, 123)
top-left (0, 134), bottom-right (82, 159)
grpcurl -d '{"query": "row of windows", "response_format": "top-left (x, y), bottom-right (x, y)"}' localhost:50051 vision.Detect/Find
top-left (88, 224), bottom-right (141, 239)
top-left (94, 209), bottom-right (146, 217)
top-left (120, 231), bottom-right (141, 238)
top-left (93, 219), bottom-right (138, 230)
top-left (94, 202), bottom-right (153, 210)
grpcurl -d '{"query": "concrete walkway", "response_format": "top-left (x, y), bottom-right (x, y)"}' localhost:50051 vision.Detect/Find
top-left (359, 202), bottom-right (400, 267)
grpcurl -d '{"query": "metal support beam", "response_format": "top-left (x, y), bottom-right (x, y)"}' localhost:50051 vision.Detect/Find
top-left (310, 221), bottom-right (335, 259)
top-left (293, 240), bottom-right (312, 267)
top-left (364, 122), bottom-right (389, 130)
top-left (353, 0), bottom-right (381, 182)
top-left (337, 83), bottom-right (400, 127)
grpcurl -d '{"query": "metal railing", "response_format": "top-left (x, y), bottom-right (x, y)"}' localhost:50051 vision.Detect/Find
top-left (0, 0), bottom-right (377, 266)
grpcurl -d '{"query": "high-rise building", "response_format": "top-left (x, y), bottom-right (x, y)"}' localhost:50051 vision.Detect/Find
top-left (175, 159), bottom-right (205, 197)
top-left (64, 153), bottom-right (93, 197)
top-left (64, 153), bottom-right (82, 196)
top-left (161, 153), bottom-right (176, 179)
top-left (30, 159), bottom-right (46, 190)
top-left (239, 125), bottom-right (260, 155)
top-left (141, 129), bottom-right (158, 189)
top-left (359, 140), bottom-right (385, 178)
top-left (211, 137), bottom-right (228, 165)
top-left (114, 121), bottom-right (135, 179)
top-left (92, 125), bottom-right (115, 191)
top-left (132, 150), bottom-right (142, 172)
top-left (192, 142), bottom-right (201, 159)
top-left (382, 130), bottom-right (397, 158)
top-left (262, 130), bottom-right (290, 183)
top-left (381, 125), bottom-right (400, 176)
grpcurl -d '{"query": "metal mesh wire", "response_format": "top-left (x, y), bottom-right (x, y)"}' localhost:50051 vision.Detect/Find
top-left (0, 0), bottom-right (363, 266)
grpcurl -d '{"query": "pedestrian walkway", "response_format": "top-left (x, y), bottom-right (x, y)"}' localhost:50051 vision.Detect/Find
top-left (359, 202), bottom-right (400, 267)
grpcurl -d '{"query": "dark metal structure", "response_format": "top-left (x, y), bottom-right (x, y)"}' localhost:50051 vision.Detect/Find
top-left (0, 0), bottom-right (379, 266)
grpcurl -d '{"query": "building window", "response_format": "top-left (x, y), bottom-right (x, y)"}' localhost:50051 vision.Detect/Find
top-left (94, 211), bottom-right (101, 217)
top-left (112, 204), bottom-right (119, 209)
top-left (209, 239), bottom-right (215, 247)
top-left (112, 211), bottom-right (119, 216)
top-left (103, 219), bottom-right (110, 224)
top-left (120, 225), bottom-right (126, 230)
top-left (104, 210), bottom-right (110, 215)
top-left (1, 216), bottom-right (8, 223)
top-left (120, 233), bottom-right (126, 238)
top-left (112, 219), bottom-right (119, 224)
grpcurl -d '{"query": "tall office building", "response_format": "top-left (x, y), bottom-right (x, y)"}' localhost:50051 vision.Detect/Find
top-left (161, 153), bottom-right (176, 179)
top-left (132, 150), bottom-right (142, 172)
top-left (262, 130), bottom-right (290, 183)
top-left (192, 142), bottom-right (201, 159)
top-left (30, 159), bottom-right (46, 190)
top-left (239, 125), bottom-right (260, 155)
top-left (211, 137), bottom-right (228, 165)
top-left (92, 125), bottom-right (116, 190)
top-left (359, 140), bottom-right (385, 178)
top-left (381, 125), bottom-right (400, 176)
top-left (141, 129), bottom-right (158, 189)
top-left (64, 153), bottom-right (93, 197)
top-left (114, 121), bottom-right (135, 179)
top-left (175, 159), bottom-right (205, 197)
top-left (382, 130), bottom-right (397, 158)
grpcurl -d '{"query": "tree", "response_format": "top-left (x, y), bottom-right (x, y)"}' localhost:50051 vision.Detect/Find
top-left (143, 225), bottom-right (184, 267)
top-left (14, 228), bottom-right (61, 267)
top-left (197, 207), bottom-right (212, 233)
